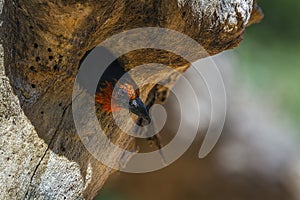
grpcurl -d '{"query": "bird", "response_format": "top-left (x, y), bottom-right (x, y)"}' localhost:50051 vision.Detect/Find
top-left (78, 46), bottom-right (166, 163)
top-left (94, 58), bottom-right (151, 125)
top-left (94, 53), bottom-right (166, 164)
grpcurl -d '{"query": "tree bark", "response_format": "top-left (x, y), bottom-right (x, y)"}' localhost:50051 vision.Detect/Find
top-left (0, 0), bottom-right (262, 199)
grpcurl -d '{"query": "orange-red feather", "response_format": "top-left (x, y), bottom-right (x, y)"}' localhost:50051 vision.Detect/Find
top-left (95, 80), bottom-right (138, 113)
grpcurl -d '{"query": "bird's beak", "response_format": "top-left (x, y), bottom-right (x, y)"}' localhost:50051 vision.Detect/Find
top-left (129, 97), bottom-right (151, 125)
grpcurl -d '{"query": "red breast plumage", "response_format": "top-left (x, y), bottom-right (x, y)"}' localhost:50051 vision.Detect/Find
top-left (95, 58), bottom-right (151, 124)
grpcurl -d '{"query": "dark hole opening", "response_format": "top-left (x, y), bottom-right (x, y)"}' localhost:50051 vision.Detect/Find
top-left (30, 66), bottom-right (37, 72)
top-left (53, 65), bottom-right (59, 71)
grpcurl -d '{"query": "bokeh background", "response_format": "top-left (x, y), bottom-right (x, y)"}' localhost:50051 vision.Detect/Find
top-left (96, 1), bottom-right (300, 199)
top-left (237, 0), bottom-right (300, 127)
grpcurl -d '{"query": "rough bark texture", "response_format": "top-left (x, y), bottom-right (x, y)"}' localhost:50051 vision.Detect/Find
top-left (0, 0), bottom-right (262, 199)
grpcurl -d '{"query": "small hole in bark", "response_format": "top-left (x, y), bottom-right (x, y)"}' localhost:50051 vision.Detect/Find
top-left (53, 65), bottom-right (59, 71)
top-left (29, 26), bottom-right (33, 30)
top-left (41, 111), bottom-right (44, 115)
top-left (7, 157), bottom-right (9, 161)
top-left (31, 84), bottom-right (36, 88)
top-left (47, 48), bottom-right (52, 52)
top-left (182, 11), bottom-right (186, 17)
top-left (49, 56), bottom-right (54, 60)
top-left (59, 103), bottom-right (62, 107)
top-left (35, 57), bottom-right (40, 62)
top-left (30, 66), bottom-right (37, 72)
top-left (34, 43), bottom-right (38, 48)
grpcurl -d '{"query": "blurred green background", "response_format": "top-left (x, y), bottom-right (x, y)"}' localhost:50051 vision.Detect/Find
top-left (236, 0), bottom-right (300, 126)
top-left (96, 1), bottom-right (300, 199)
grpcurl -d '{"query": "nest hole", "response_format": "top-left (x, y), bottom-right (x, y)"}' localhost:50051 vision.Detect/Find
top-left (53, 65), bottom-right (59, 71)
top-left (30, 66), bottom-right (37, 72)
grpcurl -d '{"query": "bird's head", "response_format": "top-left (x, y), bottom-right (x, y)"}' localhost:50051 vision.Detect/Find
top-left (95, 80), bottom-right (151, 125)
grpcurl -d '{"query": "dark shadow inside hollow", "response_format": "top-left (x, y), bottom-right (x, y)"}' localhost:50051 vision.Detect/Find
top-left (77, 47), bottom-right (121, 95)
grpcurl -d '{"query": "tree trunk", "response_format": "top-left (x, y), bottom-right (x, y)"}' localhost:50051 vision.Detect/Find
top-left (0, 0), bottom-right (262, 199)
